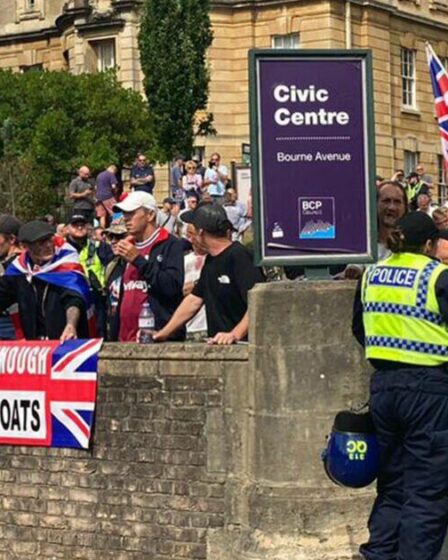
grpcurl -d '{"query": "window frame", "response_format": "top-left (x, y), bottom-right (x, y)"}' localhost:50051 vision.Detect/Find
top-left (271, 33), bottom-right (300, 50)
top-left (401, 47), bottom-right (417, 109)
top-left (89, 38), bottom-right (116, 73)
top-left (404, 150), bottom-right (419, 176)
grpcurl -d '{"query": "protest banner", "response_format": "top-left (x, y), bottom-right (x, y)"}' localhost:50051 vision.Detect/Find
top-left (0, 339), bottom-right (102, 449)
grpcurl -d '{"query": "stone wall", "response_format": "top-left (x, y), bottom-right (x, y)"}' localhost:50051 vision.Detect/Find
top-left (0, 282), bottom-right (382, 560)
top-left (0, 344), bottom-right (248, 559)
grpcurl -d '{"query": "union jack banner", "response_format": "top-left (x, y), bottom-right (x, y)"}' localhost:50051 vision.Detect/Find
top-left (426, 42), bottom-right (448, 164)
top-left (0, 339), bottom-right (102, 449)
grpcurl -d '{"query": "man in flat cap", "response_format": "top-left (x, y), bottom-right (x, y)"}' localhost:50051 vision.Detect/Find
top-left (0, 220), bottom-right (92, 341)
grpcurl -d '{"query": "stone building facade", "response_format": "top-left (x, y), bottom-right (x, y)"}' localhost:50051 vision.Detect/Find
top-left (1, 0), bottom-right (448, 195)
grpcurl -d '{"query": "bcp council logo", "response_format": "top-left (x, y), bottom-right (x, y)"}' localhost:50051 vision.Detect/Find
top-left (299, 197), bottom-right (336, 240)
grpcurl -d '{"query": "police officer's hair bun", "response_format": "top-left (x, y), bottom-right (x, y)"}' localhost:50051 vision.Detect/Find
top-left (387, 227), bottom-right (406, 253)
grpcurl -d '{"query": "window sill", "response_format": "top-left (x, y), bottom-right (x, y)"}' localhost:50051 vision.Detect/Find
top-left (401, 106), bottom-right (421, 117)
top-left (18, 10), bottom-right (43, 21)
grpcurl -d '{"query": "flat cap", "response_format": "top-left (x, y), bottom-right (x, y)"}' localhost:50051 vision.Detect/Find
top-left (18, 220), bottom-right (55, 243)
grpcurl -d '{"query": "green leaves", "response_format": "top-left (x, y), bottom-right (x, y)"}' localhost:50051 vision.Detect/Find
top-left (0, 69), bottom-right (154, 218)
top-left (139, 0), bottom-right (214, 162)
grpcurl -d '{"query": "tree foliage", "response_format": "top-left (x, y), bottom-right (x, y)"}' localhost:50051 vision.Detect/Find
top-left (0, 69), bottom-right (154, 218)
top-left (139, 0), bottom-right (214, 162)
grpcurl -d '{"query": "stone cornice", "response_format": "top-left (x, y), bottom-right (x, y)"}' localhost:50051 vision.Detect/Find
top-left (1, 0), bottom-right (448, 47)
top-left (0, 27), bottom-right (61, 46)
top-left (75, 17), bottom-right (126, 35)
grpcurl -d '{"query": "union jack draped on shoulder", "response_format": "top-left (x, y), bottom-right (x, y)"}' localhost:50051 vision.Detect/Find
top-left (5, 241), bottom-right (96, 338)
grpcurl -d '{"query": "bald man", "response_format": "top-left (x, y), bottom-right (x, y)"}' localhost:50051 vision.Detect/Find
top-left (69, 165), bottom-right (95, 223)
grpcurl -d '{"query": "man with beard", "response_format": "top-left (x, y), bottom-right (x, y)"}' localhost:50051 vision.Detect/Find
top-left (330, 181), bottom-right (408, 281)
top-left (377, 181), bottom-right (408, 261)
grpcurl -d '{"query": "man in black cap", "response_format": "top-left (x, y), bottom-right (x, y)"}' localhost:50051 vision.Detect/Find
top-left (0, 214), bottom-right (23, 339)
top-left (153, 203), bottom-right (265, 344)
top-left (0, 214), bottom-right (22, 274)
top-left (352, 212), bottom-right (448, 560)
top-left (66, 214), bottom-right (111, 337)
top-left (0, 220), bottom-right (90, 341)
top-left (405, 171), bottom-right (429, 211)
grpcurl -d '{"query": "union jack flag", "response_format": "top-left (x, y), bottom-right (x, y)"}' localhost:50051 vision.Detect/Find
top-left (50, 339), bottom-right (102, 449)
top-left (426, 42), bottom-right (448, 164)
top-left (0, 339), bottom-right (102, 449)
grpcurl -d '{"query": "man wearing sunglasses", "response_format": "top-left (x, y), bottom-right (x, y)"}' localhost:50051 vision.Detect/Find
top-left (130, 153), bottom-right (155, 195)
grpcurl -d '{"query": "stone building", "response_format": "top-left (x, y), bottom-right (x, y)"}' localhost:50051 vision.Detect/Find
top-left (1, 0), bottom-right (448, 196)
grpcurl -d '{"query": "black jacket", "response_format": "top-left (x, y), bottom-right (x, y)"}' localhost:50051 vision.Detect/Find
top-left (111, 232), bottom-right (185, 341)
top-left (0, 275), bottom-right (89, 340)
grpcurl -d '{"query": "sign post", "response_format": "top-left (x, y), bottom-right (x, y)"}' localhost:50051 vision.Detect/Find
top-left (249, 49), bottom-right (377, 272)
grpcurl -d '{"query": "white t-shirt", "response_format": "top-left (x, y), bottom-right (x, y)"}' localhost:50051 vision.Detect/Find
top-left (184, 253), bottom-right (207, 333)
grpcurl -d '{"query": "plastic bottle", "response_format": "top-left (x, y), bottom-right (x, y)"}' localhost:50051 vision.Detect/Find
top-left (138, 302), bottom-right (155, 344)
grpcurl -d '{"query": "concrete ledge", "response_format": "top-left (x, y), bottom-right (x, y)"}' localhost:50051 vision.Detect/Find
top-left (100, 342), bottom-right (249, 362)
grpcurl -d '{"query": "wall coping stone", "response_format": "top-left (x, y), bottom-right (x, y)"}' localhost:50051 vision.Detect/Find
top-left (99, 342), bottom-right (249, 362)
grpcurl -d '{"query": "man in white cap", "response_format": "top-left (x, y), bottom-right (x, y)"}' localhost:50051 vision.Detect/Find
top-left (111, 191), bottom-right (185, 342)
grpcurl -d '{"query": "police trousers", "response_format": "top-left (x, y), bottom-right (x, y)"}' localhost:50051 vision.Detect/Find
top-left (361, 368), bottom-right (448, 560)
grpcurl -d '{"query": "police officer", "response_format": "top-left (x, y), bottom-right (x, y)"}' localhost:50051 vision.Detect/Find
top-left (352, 211), bottom-right (448, 560)
top-left (405, 171), bottom-right (429, 211)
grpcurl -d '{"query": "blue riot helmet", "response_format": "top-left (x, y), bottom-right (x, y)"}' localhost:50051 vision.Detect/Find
top-left (322, 410), bottom-right (379, 489)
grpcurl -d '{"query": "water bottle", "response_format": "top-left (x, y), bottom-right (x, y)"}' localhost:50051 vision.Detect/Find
top-left (138, 302), bottom-right (155, 344)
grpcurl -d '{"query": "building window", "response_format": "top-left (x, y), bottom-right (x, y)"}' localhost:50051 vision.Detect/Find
top-left (401, 48), bottom-right (416, 108)
top-left (20, 63), bottom-right (43, 73)
top-left (17, 0), bottom-right (43, 20)
top-left (272, 33), bottom-right (300, 49)
top-left (438, 155), bottom-right (447, 204)
top-left (90, 39), bottom-right (116, 72)
top-left (193, 146), bottom-right (205, 163)
top-left (404, 150), bottom-right (418, 176)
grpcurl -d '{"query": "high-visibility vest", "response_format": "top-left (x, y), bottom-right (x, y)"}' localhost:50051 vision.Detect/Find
top-left (80, 240), bottom-right (105, 289)
top-left (405, 181), bottom-right (425, 202)
top-left (362, 252), bottom-right (448, 366)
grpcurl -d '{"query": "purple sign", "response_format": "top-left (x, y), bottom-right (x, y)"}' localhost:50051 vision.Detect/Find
top-left (250, 51), bottom-right (376, 265)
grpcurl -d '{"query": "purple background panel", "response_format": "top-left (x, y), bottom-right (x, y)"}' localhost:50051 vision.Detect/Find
top-left (257, 58), bottom-right (369, 258)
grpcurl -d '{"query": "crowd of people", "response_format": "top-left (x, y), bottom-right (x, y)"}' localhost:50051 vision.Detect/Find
top-left (0, 152), bottom-right (260, 344)
top-left (2, 152), bottom-right (448, 346)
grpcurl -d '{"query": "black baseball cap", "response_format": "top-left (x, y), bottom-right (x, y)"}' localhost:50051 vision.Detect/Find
top-left (69, 214), bottom-right (88, 225)
top-left (18, 220), bottom-right (54, 243)
top-left (0, 214), bottom-right (22, 236)
top-left (397, 212), bottom-right (439, 245)
top-left (180, 203), bottom-right (234, 234)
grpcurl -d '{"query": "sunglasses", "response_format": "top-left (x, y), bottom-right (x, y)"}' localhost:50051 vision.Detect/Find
top-left (107, 233), bottom-right (126, 241)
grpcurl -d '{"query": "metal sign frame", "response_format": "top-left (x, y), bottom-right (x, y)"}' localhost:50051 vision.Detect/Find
top-left (249, 49), bottom-right (377, 267)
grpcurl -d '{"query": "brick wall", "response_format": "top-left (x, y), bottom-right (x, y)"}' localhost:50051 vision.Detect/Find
top-left (0, 344), bottom-right (248, 560)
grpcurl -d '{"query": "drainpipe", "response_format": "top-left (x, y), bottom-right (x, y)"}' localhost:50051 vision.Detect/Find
top-left (345, 0), bottom-right (352, 49)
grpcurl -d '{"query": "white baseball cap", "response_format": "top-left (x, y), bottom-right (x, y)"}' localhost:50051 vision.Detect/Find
top-left (114, 191), bottom-right (158, 213)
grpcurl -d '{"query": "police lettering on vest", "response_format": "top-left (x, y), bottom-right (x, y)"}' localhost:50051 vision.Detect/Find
top-left (362, 253), bottom-right (448, 366)
top-left (369, 267), bottom-right (418, 288)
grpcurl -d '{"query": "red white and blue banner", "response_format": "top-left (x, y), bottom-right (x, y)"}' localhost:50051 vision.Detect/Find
top-left (0, 339), bottom-right (102, 449)
top-left (426, 42), bottom-right (448, 164)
